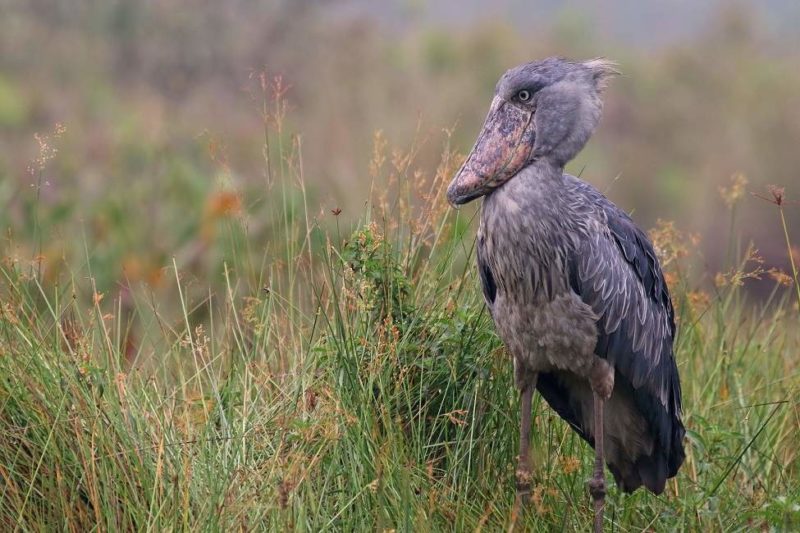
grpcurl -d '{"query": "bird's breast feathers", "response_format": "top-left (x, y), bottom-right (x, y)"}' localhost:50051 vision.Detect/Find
top-left (492, 290), bottom-right (600, 377)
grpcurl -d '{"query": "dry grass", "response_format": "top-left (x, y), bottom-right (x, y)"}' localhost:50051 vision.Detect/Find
top-left (1, 73), bottom-right (800, 532)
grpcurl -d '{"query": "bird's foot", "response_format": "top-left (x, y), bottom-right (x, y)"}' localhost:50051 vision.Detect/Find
top-left (587, 476), bottom-right (606, 502)
top-left (588, 476), bottom-right (606, 533)
top-left (515, 465), bottom-right (532, 499)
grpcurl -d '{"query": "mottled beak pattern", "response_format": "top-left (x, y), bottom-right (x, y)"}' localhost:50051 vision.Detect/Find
top-left (447, 97), bottom-right (535, 206)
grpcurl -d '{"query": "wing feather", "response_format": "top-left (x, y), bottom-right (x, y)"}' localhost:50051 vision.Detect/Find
top-left (476, 233), bottom-right (496, 311)
top-left (565, 177), bottom-right (685, 481)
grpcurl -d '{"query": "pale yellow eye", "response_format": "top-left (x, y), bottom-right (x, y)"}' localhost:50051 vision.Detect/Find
top-left (517, 90), bottom-right (531, 102)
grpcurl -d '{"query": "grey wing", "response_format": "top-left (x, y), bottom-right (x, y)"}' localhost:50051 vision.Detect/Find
top-left (567, 185), bottom-right (685, 479)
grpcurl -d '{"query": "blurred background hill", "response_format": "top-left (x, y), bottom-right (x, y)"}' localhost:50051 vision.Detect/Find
top-left (1, 0), bottom-right (799, 297)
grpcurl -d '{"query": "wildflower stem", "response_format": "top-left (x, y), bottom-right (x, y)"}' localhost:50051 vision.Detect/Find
top-left (778, 205), bottom-right (800, 311)
top-left (32, 168), bottom-right (44, 281)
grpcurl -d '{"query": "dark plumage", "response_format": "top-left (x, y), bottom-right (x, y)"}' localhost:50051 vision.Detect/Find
top-left (551, 177), bottom-right (684, 493)
top-left (446, 57), bottom-right (685, 531)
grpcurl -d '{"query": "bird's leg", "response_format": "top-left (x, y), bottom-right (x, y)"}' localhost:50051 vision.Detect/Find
top-left (516, 381), bottom-right (534, 499)
top-left (589, 391), bottom-right (606, 533)
top-left (589, 359), bottom-right (614, 533)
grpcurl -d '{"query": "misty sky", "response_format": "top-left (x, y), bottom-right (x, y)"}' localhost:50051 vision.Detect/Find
top-left (345, 0), bottom-right (800, 49)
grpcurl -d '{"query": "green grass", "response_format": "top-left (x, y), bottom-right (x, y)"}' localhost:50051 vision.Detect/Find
top-left (1, 121), bottom-right (799, 532)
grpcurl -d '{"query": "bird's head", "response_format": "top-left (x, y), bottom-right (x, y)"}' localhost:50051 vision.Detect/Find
top-left (447, 57), bottom-right (618, 206)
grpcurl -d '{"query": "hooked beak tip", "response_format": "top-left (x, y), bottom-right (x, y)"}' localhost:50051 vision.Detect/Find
top-left (447, 169), bottom-right (484, 207)
top-left (446, 189), bottom-right (462, 209)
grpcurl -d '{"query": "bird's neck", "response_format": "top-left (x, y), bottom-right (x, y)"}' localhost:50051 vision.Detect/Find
top-left (480, 156), bottom-right (574, 238)
top-left (478, 157), bottom-right (575, 302)
top-left (487, 157), bottom-right (566, 205)
top-left (524, 157), bottom-right (565, 184)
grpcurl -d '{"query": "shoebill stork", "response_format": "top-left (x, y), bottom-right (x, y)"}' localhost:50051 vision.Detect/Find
top-left (446, 58), bottom-right (685, 531)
